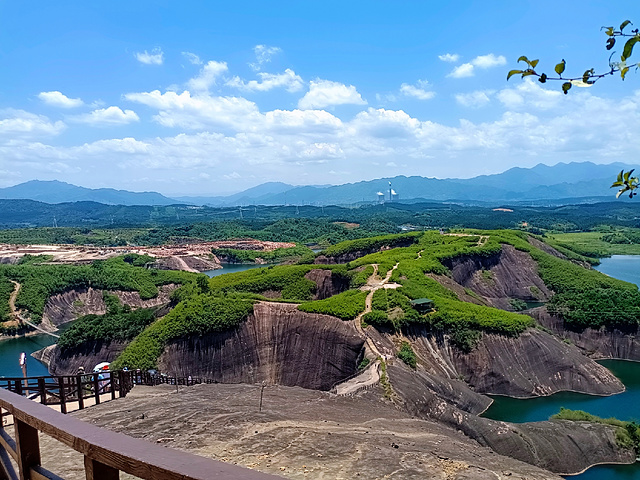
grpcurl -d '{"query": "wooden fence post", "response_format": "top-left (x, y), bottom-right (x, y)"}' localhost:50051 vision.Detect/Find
top-left (76, 374), bottom-right (84, 410)
top-left (93, 374), bottom-right (100, 405)
top-left (58, 377), bottom-right (66, 415)
top-left (38, 378), bottom-right (46, 406)
top-left (84, 456), bottom-right (119, 480)
top-left (15, 419), bottom-right (40, 480)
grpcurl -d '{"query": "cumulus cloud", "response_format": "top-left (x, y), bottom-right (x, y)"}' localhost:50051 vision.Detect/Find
top-left (438, 53), bottom-right (460, 63)
top-left (496, 79), bottom-right (562, 110)
top-left (226, 69), bottom-right (304, 92)
top-left (448, 53), bottom-right (507, 78)
top-left (448, 63), bottom-right (475, 78)
top-left (72, 106), bottom-right (140, 126)
top-left (187, 61), bottom-right (229, 92)
top-left (0, 109), bottom-right (65, 138)
top-left (400, 80), bottom-right (435, 100)
top-left (38, 91), bottom-right (84, 108)
top-left (135, 48), bottom-right (164, 65)
top-left (182, 51), bottom-right (202, 65)
top-left (250, 45), bottom-right (282, 71)
top-left (298, 80), bottom-right (366, 109)
top-left (455, 90), bottom-right (493, 108)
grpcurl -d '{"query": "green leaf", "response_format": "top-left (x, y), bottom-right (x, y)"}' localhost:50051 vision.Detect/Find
top-left (555, 60), bottom-right (566, 75)
top-left (530, 59), bottom-right (539, 68)
top-left (621, 66), bottom-right (630, 80)
top-left (507, 69), bottom-right (523, 80)
top-left (624, 170), bottom-right (635, 183)
top-left (621, 36), bottom-right (639, 62)
top-left (562, 82), bottom-right (572, 94)
top-left (621, 20), bottom-right (632, 31)
top-left (616, 188), bottom-right (628, 199)
top-left (606, 37), bottom-right (616, 50)
top-left (604, 26), bottom-right (615, 36)
top-left (517, 56), bottom-right (530, 66)
top-left (538, 73), bottom-right (547, 84)
top-left (521, 70), bottom-right (535, 78)
top-left (617, 170), bottom-right (624, 183)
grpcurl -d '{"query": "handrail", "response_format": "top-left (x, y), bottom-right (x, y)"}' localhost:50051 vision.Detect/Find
top-left (0, 387), bottom-right (279, 480)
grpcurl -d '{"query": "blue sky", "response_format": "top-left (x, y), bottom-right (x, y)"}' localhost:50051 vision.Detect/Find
top-left (1, 1), bottom-right (639, 196)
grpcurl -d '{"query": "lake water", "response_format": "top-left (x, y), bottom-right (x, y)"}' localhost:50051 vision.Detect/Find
top-left (482, 255), bottom-right (640, 479)
top-left (203, 262), bottom-right (270, 277)
top-left (594, 255), bottom-right (640, 287)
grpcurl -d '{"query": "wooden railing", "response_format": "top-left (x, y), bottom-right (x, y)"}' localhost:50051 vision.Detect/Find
top-left (0, 381), bottom-right (278, 479)
top-left (0, 370), bottom-right (135, 414)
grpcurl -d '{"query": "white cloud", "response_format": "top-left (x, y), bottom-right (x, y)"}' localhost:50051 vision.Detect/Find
top-left (400, 80), bottom-right (435, 100)
top-left (448, 63), bottom-right (475, 78)
top-left (298, 79), bottom-right (366, 109)
top-left (496, 79), bottom-right (562, 110)
top-left (38, 91), bottom-right (84, 108)
top-left (448, 54), bottom-right (507, 78)
top-left (0, 109), bottom-right (65, 138)
top-left (182, 52), bottom-right (202, 65)
top-left (187, 61), bottom-right (228, 92)
top-left (438, 53), bottom-right (460, 63)
top-left (124, 90), bottom-right (262, 130)
top-left (135, 48), bottom-right (164, 65)
top-left (72, 106), bottom-right (140, 126)
top-left (250, 45), bottom-right (281, 71)
top-left (226, 69), bottom-right (304, 92)
top-left (455, 90), bottom-right (493, 108)
top-left (472, 54), bottom-right (507, 69)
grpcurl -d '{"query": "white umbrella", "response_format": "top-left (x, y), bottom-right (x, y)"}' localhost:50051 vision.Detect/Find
top-left (93, 362), bottom-right (110, 372)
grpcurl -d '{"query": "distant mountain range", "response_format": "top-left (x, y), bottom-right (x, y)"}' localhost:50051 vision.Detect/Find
top-left (0, 180), bottom-right (177, 206)
top-left (1, 162), bottom-right (634, 207)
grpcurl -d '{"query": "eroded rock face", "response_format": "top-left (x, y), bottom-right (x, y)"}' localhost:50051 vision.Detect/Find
top-left (42, 284), bottom-right (177, 327)
top-left (441, 244), bottom-right (552, 310)
top-left (407, 327), bottom-right (624, 397)
top-left (152, 255), bottom-right (221, 272)
top-left (304, 269), bottom-right (349, 300)
top-left (532, 307), bottom-right (640, 361)
top-left (34, 341), bottom-right (128, 375)
top-left (389, 364), bottom-right (634, 475)
top-left (159, 302), bottom-right (364, 390)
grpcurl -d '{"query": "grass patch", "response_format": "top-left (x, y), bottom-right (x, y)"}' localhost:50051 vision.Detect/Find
top-left (297, 289), bottom-right (367, 320)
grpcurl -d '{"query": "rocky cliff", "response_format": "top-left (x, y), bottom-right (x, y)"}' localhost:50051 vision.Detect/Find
top-left (42, 284), bottom-right (177, 327)
top-left (388, 364), bottom-right (634, 475)
top-left (304, 269), bottom-right (349, 300)
top-left (441, 244), bottom-right (552, 310)
top-left (159, 302), bottom-right (364, 390)
top-left (532, 307), bottom-right (640, 361)
top-left (34, 340), bottom-right (128, 375)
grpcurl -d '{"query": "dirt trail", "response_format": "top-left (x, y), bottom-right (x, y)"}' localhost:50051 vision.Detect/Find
top-left (338, 262), bottom-right (403, 395)
top-left (6, 279), bottom-right (60, 338)
top-left (8, 280), bottom-right (20, 321)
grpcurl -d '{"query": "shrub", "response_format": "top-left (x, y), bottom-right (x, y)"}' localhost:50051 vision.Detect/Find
top-left (397, 341), bottom-right (417, 369)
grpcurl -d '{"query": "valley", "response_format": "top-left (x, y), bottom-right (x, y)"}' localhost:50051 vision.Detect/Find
top-left (3, 225), bottom-right (640, 478)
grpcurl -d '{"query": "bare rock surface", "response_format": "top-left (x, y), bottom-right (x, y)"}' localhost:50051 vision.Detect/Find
top-left (532, 307), bottom-right (640, 361)
top-left (159, 302), bottom-right (364, 390)
top-left (408, 327), bottom-right (624, 397)
top-left (38, 383), bottom-right (565, 480)
top-left (304, 269), bottom-right (349, 300)
top-left (36, 340), bottom-right (129, 375)
top-left (42, 284), bottom-right (177, 326)
top-left (388, 364), bottom-right (634, 475)
top-left (442, 244), bottom-right (552, 310)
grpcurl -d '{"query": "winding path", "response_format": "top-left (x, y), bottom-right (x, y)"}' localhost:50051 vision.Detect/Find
top-left (7, 280), bottom-right (60, 338)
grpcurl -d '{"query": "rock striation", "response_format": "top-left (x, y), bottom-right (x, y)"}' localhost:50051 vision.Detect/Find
top-left (159, 302), bottom-right (364, 390)
top-left (42, 284), bottom-right (177, 327)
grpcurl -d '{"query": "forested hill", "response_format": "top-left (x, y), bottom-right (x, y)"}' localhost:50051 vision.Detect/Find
top-left (3, 198), bottom-right (640, 234)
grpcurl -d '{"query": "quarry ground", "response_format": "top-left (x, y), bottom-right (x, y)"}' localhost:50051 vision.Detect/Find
top-left (28, 383), bottom-right (563, 480)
